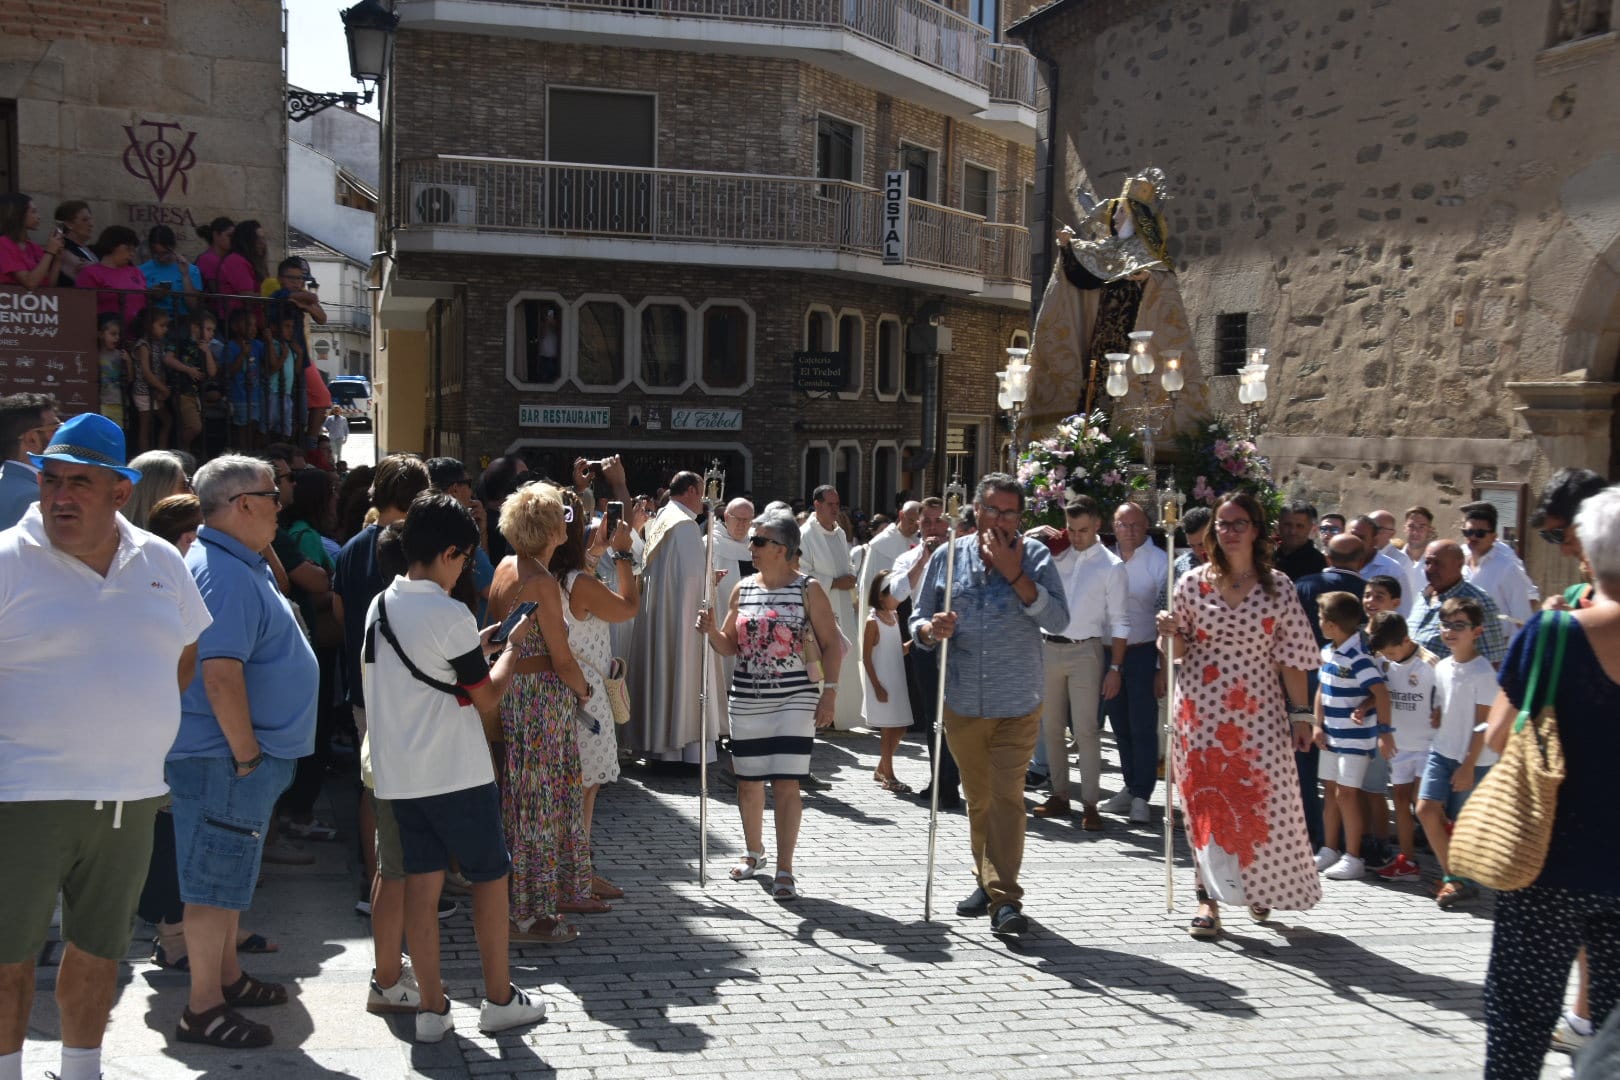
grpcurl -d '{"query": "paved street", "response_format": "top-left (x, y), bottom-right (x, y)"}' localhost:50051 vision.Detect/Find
top-left (25, 729), bottom-right (1563, 1079)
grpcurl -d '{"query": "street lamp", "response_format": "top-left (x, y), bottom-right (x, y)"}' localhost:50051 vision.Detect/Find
top-left (1105, 329), bottom-right (1180, 471)
top-left (287, 0), bottom-right (401, 122)
top-left (1235, 347), bottom-right (1269, 437)
top-left (997, 346), bottom-right (1031, 472)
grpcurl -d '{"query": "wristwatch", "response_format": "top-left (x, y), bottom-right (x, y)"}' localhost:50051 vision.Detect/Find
top-left (611, 550), bottom-right (634, 562)
top-left (1109, 664), bottom-right (1122, 672)
top-left (234, 753), bottom-right (264, 772)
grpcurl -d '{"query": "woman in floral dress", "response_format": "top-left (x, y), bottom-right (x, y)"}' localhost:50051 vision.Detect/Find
top-left (488, 482), bottom-right (595, 943)
top-left (1160, 491), bottom-right (1322, 938)
top-left (695, 507), bottom-right (842, 900)
top-left (550, 490), bottom-right (640, 901)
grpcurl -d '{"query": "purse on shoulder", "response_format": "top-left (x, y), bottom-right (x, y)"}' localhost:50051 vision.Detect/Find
top-left (1448, 611), bottom-right (1570, 892)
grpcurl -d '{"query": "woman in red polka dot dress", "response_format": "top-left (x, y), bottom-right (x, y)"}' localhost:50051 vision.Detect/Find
top-left (1160, 491), bottom-right (1323, 939)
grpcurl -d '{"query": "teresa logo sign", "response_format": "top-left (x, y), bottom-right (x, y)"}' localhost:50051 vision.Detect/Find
top-left (519, 405), bottom-right (610, 428)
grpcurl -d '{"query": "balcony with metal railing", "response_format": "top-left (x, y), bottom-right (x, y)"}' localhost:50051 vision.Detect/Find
top-left (396, 0), bottom-right (1034, 126)
top-left (975, 42), bottom-right (1038, 139)
top-left (389, 155), bottom-right (1030, 303)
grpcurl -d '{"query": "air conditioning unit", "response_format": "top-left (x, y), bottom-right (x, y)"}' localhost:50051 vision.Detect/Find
top-left (409, 183), bottom-right (477, 226)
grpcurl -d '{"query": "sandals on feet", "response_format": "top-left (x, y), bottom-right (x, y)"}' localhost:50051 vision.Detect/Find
top-left (280, 817), bottom-right (339, 841)
top-left (236, 932), bottom-right (279, 954)
top-left (591, 875), bottom-right (625, 899)
top-left (874, 773), bottom-right (914, 795)
top-left (1188, 887), bottom-right (1222, 940)
top-left (222, 971), bottom-right (288, 1008)
top-left (729, 851), bottom-right (768, 881)
top-left (558, 897), bottom-right (612, 914)
top-left (151, 939), bottom-right (190, 972)
top-left (176, 1003), bottom-right (273, 1048)
top-left (509, 919), bottom-right (579, 944)
top-left (1248, 906), bottom-right (1271, 924)
top-left (771, 871), bottom-right (798, 901)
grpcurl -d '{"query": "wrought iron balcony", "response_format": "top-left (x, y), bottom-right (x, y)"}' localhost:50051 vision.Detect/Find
top-left (394, 155), bottom-right (1030, 294)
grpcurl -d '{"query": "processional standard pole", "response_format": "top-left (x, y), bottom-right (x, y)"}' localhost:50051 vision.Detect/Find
top-left (697, 459), bottom-right (726, 887)
top-left (1158, 480), bottom-right (1183, 912)
top-left (923, 475), bottom-right (967, 922)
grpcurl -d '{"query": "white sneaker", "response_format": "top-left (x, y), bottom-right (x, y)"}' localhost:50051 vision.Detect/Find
top-left (1324, 853), bottom-right (1366, 880)
top-left (1101, 791), bottom-right (1133, 814)
top-left (1314, 846), bottom-right (1341, 872)
top-left (1129, 798), bottom-right (1151, 824)
top-left (1552, 1012), bottom-right (1593, 1055)
top-left (368, 971), bottom-right (420, 1015)
top-left (415, 1000), bottom-right (454, 1043)
top-left (478, 984), bottom-right (546, 1034)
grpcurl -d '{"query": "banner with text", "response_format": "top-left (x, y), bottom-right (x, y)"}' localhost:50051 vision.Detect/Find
top-left (0, 289), bottom-right (99, 416)
top-left (882, 170), bottom-right (908, 265)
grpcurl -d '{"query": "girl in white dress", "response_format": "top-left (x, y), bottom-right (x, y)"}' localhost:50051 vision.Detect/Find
top-left (862, 570), bottom-right (914, 793)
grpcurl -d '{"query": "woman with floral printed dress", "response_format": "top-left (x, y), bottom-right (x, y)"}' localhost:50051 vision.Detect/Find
top-left (488, 482), bottom-right (596, 943)
top-left (1159, 491), bottom-right (1322, 939)
top-left (696, 507), bottom-right (842, 900)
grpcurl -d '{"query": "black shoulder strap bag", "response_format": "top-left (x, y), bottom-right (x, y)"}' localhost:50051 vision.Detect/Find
top-left (364, 593), bottom-right (472, 702)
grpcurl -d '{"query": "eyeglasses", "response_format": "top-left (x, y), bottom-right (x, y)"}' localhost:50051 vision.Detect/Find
top-left (1213, 519), bottom-right (1253, 533)
top-left (749, 536), bottom-right (785, 549)
top-left (1461, 528), bottom-right (1491, 539)
top-left (1319, 524), bottom-right (1343, 536)
top-left (274, 471), bottom-right (293, 483)
top-left (1538, 527), bottom-right (1567, 546)
top-left (978, 506), bottom-right (1019, 521)
top-left (1439, 620), bottom-right (1476, 632)
top-left (234, 490), bottom-right (280, 503)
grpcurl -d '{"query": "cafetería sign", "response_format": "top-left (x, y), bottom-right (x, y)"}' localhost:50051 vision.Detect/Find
top-left (793, 350), bottom-right (849, 395)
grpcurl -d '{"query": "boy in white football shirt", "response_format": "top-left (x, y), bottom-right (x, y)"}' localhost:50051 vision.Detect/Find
top-left (1366, 611), bottom-right (1439, 883)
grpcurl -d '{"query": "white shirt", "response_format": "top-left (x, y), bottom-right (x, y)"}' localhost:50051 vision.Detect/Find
top-left (1463, 542), bottom-right (1538, 627)
top-left (1112, 539), bottom-right (1169, 646)
top-left (0, 506), bottom-right (211, 801)
top-left (1363, 548), bottom-right (1414, 616)
top-left (887, 540), bottom-right (934, 603)
top-left (362, 577), bottom-right (497, 800)
top-left (857, 524), bottom-right (918, 601)
top-left (1049, 540), bottom-right (1130, 641)
top-left (1432, 653), bottom-right (1501, 765)
top-left (799, 516), bottom-right (852, 591)
top-left (1379, 647), bottom-right (1438, 753)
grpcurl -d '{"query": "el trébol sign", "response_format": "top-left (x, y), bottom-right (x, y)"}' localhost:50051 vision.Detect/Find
top-left (519, 404), bottom-right (611, 428)
top-left (671, 408), bottom-right (741, 432)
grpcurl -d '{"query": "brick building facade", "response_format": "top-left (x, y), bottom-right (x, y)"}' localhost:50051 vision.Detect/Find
top-left (376, 0), bottom-right (1044, 507)
top-left (1012, 0), bottom-right (1620, 590)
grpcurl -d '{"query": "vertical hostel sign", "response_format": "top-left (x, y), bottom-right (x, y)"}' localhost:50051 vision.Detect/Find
top-left (882, 170), bottom-right (908, 265)
top-left (0, 289), bottom-right (98, 416)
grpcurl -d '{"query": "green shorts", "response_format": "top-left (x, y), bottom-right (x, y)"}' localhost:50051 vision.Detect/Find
top-left (370, 791), bottom-right (405, 882)
top-left (0, 796), bottom-right (165, 963)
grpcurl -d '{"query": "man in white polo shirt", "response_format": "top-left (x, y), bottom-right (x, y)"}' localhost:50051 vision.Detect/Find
top-left (1027, 494), bottom-right (1129, 830)
top-left (0, 414), bottom-right (210, 1080)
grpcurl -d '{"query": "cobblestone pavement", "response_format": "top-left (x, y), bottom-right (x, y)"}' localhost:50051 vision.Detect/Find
top-left (25, 729), bottom-right (1568, 1079)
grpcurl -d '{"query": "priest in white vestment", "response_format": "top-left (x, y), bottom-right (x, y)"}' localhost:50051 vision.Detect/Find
top-left (799, 484), bottom-right (863, 729)
top-left (625, 473), bottom-right (715, 763)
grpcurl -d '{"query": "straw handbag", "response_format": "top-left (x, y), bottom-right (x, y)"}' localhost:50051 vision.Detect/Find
top-left (1449, 611), bottom-right (1570, 892)
top-left (604, 657), bottom-right (631, 726)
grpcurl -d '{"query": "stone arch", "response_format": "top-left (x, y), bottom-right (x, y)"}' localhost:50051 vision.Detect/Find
top-left (1540, 153), bottom-right (1620, 380)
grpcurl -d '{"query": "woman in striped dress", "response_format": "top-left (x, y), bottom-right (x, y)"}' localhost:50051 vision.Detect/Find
top-left (696, 507), bottom-right (841, 900)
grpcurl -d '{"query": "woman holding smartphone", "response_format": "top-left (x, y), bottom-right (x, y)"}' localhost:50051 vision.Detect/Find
top-left (0, 193), bottom-right (63, 289)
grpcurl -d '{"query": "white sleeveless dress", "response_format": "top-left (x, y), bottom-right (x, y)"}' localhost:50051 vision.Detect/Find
top-left (564, 570), bottom-right (620, 786)
top-left (860, 611), bottom-right (912, 729)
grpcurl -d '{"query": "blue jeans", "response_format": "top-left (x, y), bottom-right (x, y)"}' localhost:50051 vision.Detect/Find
top-left (166, 754), bottom-right (295, 910)
top-left (1102, 642), bottom-right (1159, 800)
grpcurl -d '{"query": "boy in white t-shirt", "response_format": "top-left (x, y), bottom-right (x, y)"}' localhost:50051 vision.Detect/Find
top-left (361, 493), bottom-right (544, 1042)
top-left (1415, 596), bottom-right (1500, 909)
top-left (1366, 611), bottom-right (1439, 883)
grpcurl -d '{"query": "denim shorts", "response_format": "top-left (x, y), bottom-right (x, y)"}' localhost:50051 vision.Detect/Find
top-left (389, 783), bottom-right (510, 882)
top-left (166, 754), bottom-right (295, 910)
top-left (1418, 751), bottom-right (1492, 819)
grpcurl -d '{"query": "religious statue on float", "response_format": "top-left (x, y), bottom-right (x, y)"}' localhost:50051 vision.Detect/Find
top-left (1024, 167), bottom-right (1209, 435)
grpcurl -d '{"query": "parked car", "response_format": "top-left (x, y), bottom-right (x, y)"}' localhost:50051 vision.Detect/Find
top-left (329, 375), bottom-right (373, 432)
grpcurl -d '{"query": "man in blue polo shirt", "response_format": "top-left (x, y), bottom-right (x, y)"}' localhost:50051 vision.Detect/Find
top-left (167, 454), bottom-right (317, 1050)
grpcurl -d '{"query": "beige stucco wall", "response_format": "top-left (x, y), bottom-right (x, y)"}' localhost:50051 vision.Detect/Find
top-left (1, 0), bottom-right (287, 254)
top-left (1017, 0), bottom-right (1620, 587)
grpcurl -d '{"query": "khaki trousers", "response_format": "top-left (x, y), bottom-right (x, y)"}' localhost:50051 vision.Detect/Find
top-left (1040, 638), bottom-right (1106, 804)
top-left (943, 704), bottom-right (1040, 911)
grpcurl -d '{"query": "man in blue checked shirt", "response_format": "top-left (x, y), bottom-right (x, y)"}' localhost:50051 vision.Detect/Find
top-left (911, 473), bottom-right (1067, 937)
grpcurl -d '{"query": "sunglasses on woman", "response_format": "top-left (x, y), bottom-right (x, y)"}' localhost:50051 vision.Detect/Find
top-left (749, 536), bottom-right (785, 549)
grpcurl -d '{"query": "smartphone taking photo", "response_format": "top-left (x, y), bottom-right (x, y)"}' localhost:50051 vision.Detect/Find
top-left (489, 600), bottom-right (538, 647)
top-left (605, 500), bottom-right (623, 536)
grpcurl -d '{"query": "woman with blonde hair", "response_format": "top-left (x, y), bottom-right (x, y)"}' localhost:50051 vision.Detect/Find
top-left (121, 449), bottom-right (189, 529)
top-left (487, 482), bottom-right (596, 943)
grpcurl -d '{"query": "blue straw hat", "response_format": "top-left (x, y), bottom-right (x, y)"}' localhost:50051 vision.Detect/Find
top-left (29, 413), bottom-right (142, 482)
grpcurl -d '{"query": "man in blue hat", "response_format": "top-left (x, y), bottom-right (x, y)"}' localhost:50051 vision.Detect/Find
top-left (0, 412), bottom-right (211, 1080)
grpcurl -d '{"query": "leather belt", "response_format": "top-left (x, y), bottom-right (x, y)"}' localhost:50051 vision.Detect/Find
top-left (1042, 634), bottom-right (1098, 645)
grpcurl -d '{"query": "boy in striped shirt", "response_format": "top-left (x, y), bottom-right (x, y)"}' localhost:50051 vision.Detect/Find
top-left (1312, 591), bottom-right (1394, 881)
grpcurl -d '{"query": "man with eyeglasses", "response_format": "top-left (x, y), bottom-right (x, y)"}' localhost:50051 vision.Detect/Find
top-left (0, 393), bottom-right (60, 529)
top-left (0, 414), bottom-right (209, 1080)
top-left (167, 455), bottom-right (317, 1049)
top-left (1457, 500), bottom-right (1537, 629)
top-left (1410, 539), bottom-right (1507, 666)
top-left (1318, 512), bottom-right (1347, 542)
top-left (911, 473), bottom-right (1067, 936)
top-left (1100, 500), bottom-right (1169, 825)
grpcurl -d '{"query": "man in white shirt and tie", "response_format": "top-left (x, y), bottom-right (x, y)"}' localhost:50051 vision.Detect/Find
top-left (1026, 495), bottom-right (1128, 830)
top-left (1101, 500), bottom-right (1168, 824)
